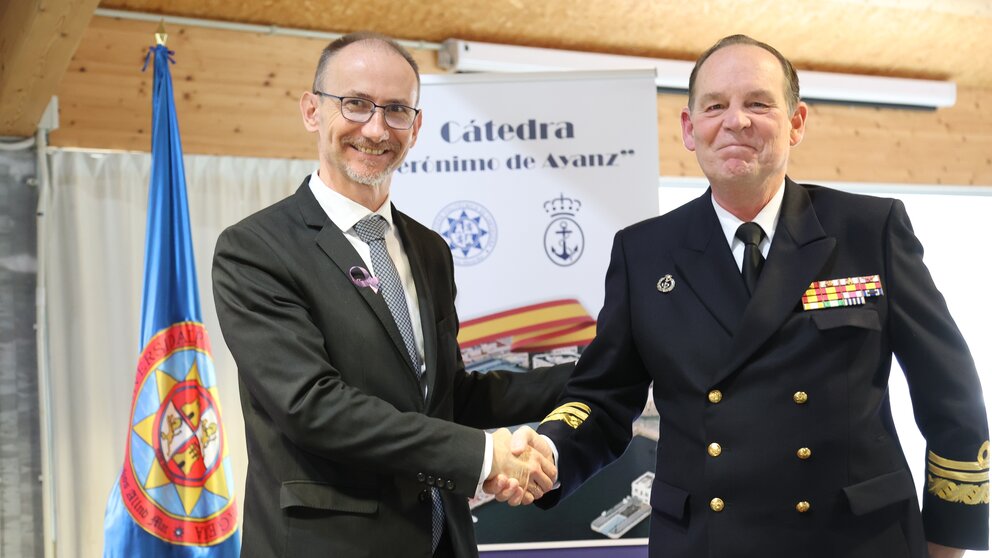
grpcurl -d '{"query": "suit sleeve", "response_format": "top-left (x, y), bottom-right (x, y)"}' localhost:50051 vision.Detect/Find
top-left (435, 235), bottom-right (574, 430)
top-left (536, 229), bottom-right (653, 505)
top-left (212, 224), bottom-right (485, 498)
top-left (886, 199), bottom-right (989, 549)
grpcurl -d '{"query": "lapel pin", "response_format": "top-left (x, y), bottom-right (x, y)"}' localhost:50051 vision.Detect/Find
top-left (349, 265), bottom-right (380, 294)
top-left (657, 274), bottom-right (675, 293)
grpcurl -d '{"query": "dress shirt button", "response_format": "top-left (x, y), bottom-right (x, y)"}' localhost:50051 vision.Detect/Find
top-left (707, 442), bottom-right (722, 457)
top-left (419, 490), bottom-right (429, 502)
top-left (435, 478), bottom-right (445, 488)
top-left (416, 472), bottom-right (426, 483)
top-left (708, 390), bottom-right (723, 404)
top-left (710, 498), bottom-right (725, 512)
top-left (427, 475), bottom-right (435, 485)
top-left (446, 480), bottom-right (455, 491)
top-left (796, 447), bottom-right (812, 460)
top-left (793, 391), bottom-right (808, 404)
top-left (796, 501), bottom-right (811, 513)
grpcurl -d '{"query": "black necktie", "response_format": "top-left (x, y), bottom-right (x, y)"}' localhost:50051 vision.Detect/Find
top-left (736, 222), bottom-right (765, 296)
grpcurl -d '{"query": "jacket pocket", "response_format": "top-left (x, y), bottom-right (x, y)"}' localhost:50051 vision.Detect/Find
top-left (842, 469), bottom-right (915, 515)
top-left (811, 307), bottom-right (881, 332)
top-left (651, 479), bottom-right (690, 522)
top-left (280, 481), bottom-right (378, 514)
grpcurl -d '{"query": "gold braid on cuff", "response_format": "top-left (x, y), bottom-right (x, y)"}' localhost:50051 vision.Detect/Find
top-left (540, 402), bottom-right (591, 429)
top-left (926, 441), bottom-right (990, 505)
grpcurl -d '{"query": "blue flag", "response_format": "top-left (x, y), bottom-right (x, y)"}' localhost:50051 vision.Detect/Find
top-left (104, 44), bottom-right (240, 557)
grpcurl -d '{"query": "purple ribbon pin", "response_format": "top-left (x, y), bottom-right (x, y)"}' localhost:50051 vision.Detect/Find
top-left (349, 266), bottom-right (380, 294)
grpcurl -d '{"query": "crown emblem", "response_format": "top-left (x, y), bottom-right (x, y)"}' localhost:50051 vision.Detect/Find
top-left (544, 194), bottom-right (581, 217)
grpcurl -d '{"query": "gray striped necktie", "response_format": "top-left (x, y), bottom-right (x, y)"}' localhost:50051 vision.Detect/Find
top-left (353, 214), bottom-right (444, 553)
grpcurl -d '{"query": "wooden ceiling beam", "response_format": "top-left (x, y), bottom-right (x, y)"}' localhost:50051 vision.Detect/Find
top-left (0, 0), bottom-right (101, 137)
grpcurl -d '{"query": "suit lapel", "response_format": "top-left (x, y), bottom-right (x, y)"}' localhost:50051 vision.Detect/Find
top-left (672, 190), bottom-right (749, 336)
top-left (713, 178), bottom-right (837, 385)
top-left (392, 208), bottom-right (440, 405)
top-left (296, 183), bottom-right (414, 382)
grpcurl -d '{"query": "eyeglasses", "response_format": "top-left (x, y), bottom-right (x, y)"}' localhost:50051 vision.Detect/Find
top-left (313, 91), bottom-right (420, 130)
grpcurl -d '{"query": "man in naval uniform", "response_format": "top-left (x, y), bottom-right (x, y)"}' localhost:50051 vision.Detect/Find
top-left (511, 34), bottom-right (989, 558)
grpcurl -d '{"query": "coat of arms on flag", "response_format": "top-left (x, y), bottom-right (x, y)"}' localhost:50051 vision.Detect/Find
top-left (118, 322), bottom-right (237, 545)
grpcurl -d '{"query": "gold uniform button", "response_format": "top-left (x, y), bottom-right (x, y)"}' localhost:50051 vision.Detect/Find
top-left (796, 501), bottom-right (811, 513)
top-left (708, 442), bottom-right (722, 457)
top-left (793, 391), bottom-right (808, 404)
top-left (797, 447), bottom-right (812, 460)
top-left (710, 498), bottom-right (725, 512)
top-left (708, 390), bottom-right (723, 404)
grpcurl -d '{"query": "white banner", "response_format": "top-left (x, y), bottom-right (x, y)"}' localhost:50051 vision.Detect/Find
top-left (393, 70), bottom-right (659, 320)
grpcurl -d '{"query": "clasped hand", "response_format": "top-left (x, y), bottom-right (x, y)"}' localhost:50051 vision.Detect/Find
top-left (482, 426), bottom-right (555, 506)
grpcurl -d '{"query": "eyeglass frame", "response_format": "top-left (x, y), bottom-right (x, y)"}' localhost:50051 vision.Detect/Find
top-left (312, 91), bottom-right (421, 130)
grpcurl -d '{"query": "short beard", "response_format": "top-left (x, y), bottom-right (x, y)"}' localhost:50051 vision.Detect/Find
top-left (340, 138), bottom-right (402, 187)
top-left (343, 163), bottom-right (391, 188)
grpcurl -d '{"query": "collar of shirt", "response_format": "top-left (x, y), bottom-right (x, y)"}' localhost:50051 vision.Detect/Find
top-left (711, 181), bottom-right (785, 270)
top-left (307, 170), bottom-right (395, 234)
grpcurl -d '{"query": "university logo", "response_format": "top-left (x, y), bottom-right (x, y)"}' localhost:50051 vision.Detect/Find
top-left (433, 201), bottom-right (498, 266)
top-left (118, 322), bottom-right (238, 545)
top-left (544, 193), bottom-right (584, 267)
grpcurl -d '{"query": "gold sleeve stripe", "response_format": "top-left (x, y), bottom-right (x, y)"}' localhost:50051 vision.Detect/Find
top-left (541, 402), bottom-right (592, 429)
top-left (544, 402), bottom-right (591, 417)
top-left (927, 475), bottom-right (990, 505)
top-left (556, 401), bottom-right (592, 414)
top-left (927, 463), bottom-right (990, 483)
top-left (544, 409), bottom-right (588, 421)
top-left (927, 441), bottom-right (991, 472)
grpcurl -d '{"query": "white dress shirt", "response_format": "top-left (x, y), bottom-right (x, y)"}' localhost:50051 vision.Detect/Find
top-left (711, 181), bottom-right (785, 269)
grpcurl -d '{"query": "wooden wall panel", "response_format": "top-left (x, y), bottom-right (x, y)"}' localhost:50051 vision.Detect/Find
top-left (52, 17), bottom-right (992, 186)
top-left (98, 0), bottom-right (992, 88)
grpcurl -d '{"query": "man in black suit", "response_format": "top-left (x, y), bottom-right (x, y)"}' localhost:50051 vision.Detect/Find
top-left (505, 35), bottom-right (989, 557)
top-left (212, 32), bottom-right (569, 558)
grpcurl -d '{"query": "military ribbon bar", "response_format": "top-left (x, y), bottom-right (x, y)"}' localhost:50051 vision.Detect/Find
top-left (802, 274), bottom-right (884, 311)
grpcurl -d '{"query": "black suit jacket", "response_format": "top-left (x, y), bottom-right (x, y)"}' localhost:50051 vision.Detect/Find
top-left (538, 179), bottom-right (989, 558)
top-left (213, 178), bottom-right (570, 558)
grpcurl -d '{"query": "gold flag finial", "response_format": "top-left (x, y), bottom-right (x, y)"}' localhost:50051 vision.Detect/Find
top-left (155, 20), bottom-right (168, 46)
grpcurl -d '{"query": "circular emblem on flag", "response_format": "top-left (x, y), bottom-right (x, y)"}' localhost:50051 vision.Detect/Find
top-left (432, 201), bottom-right (498, 266)
top-left (118, 322), bottom-right (238, 545)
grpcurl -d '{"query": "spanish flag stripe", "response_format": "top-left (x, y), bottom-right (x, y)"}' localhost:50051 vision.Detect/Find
top-left (458, 299), bottom-right (591, 347)
top-left (512, 323), bottom-right (597, 352)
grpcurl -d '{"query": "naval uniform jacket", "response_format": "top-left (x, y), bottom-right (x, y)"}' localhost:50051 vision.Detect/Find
top-left (537, 178), bottom-right (989, 557)
top-left (212, 178), bottom-right (570, 558)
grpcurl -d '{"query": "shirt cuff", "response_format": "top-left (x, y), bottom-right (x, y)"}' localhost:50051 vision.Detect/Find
top-left (540, 434), bottom-right (561, 489)
top-left (476, 431), bottom-right (494, 496)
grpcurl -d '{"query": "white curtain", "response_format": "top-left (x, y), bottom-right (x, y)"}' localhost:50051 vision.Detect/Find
top-left (43, 150), bottom-right (315, 557)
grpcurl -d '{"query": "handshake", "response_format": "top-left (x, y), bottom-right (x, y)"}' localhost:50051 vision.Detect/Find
top-left (482, 426), bottom-right (556, 506)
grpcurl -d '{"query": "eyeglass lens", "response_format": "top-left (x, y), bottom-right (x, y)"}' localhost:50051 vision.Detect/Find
top-left (341, 98), bottom-right (415, 129)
